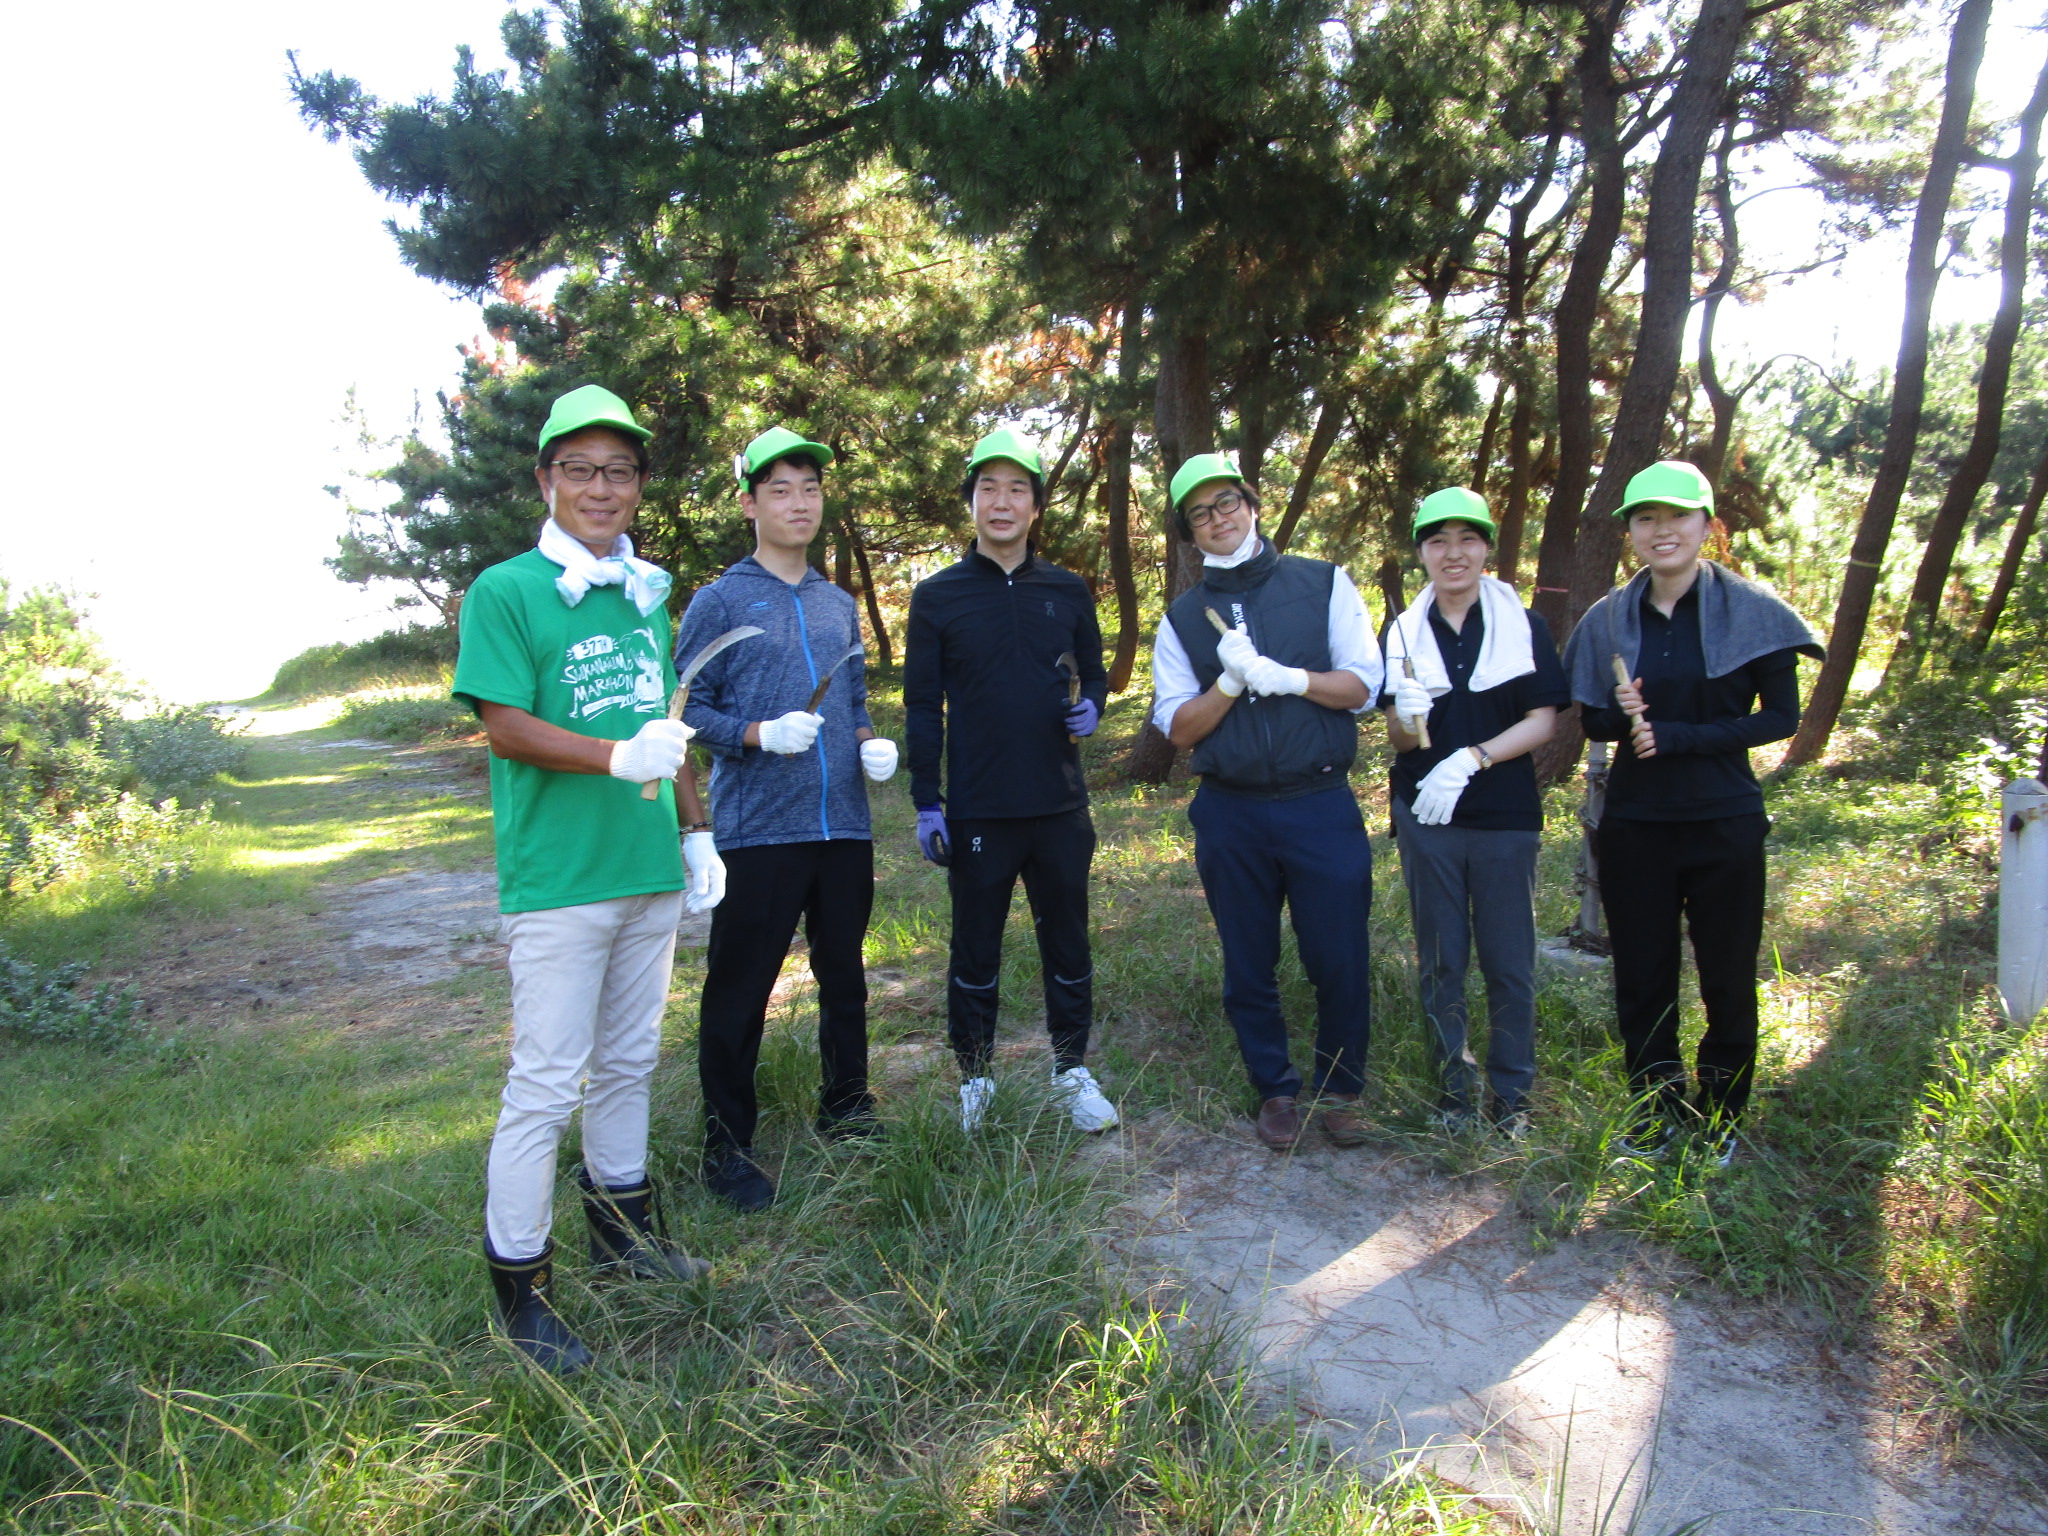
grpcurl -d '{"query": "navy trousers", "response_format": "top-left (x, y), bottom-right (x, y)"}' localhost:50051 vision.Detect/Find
top-left (1188, 784), bottom-right (1372, 1100)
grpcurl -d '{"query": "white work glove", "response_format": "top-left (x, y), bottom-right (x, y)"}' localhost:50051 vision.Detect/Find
top-left (608, 718), bottom-right (694, 783)
top-left (1215, 628), bottom-right (1258, 697)
top-left (1393, 676), bottom-right (1434, 729)
top-left (683, 830), bottom-right (726, 913)
top-left (860, 738), bottom-right (899, 781)
top-left (1244, 656), bottom-right (1311, 698)
top-left (758, 710), bottom-right (824, 754)
top-left (1412, 749), bottom-right (1482, 826)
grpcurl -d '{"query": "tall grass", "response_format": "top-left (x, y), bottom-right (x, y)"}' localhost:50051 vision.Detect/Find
top-left (264, 625), bottom-right (456, 700)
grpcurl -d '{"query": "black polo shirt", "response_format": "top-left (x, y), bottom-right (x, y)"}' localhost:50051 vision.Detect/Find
top-left (1377, 602), bottom-right (1568, 832)
top-left (1581, 584), bottom-right (1802, 823)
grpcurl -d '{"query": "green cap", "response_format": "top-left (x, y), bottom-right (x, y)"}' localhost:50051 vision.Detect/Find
top-left (1169, 452), bottom-right (1245, 512)
top-left (965, 426), bottom-right (1043, 478)
top-left (736, 426), bottom-right (834, 487)
top-left (538, 384), bottom-right (651, 453)
top-left (1413, 486), bottom-right (1497, 542)
top-left (1618, 460), bottom-right (1713, 517)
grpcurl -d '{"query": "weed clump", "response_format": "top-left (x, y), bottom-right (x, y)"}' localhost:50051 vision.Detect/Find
top-left (0, 941), bottom-right (143, 1048)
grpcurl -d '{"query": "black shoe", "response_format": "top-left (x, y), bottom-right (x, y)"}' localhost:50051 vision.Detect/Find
top-left (816, 1098), bottom-right (883, 1142)
top-left (484, 1240), bottom-right (594, 1376)
top-left (702, 1147), bottom-right (776, 1213)
top-left (579, 1168), bottom-right (711, 1280)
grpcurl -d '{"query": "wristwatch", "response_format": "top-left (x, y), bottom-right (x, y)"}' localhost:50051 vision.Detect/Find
top-left (1469, 745), bottom-right (1493, 770)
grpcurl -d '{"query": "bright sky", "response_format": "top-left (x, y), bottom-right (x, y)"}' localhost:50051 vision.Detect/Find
top-left (3, 2), bottom-right (2041, 702)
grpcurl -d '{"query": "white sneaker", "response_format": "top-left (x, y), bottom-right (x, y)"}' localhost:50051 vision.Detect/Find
top-left (959, 1076), bottom-right (995, 1133)
top-left (1051, 1066), bottom-right (1120, 1132)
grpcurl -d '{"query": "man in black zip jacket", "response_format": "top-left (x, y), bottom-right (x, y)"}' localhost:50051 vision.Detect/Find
top-left (905, 426), bottom-right (1120, 1135)
top-left (1150, 453), bottom-right (1385, 1152)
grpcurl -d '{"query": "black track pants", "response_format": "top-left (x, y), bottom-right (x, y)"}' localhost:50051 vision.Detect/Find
top-left (699, 839), bottom-right (874, 1151)
top-left (1595, 813), bottom-right (1768, 1125)
top-left (945, 809), bottom-right (1096, 1076)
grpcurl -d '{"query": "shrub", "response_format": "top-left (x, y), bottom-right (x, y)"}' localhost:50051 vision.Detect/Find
top-left (266, 626), bottom-right (457, 699)
top-left (332, 693), bottom-right (475, 743)
top-left (110, 705), bottom-right (249, 804)
top-left (0, 941), bottom-right (144, 1048)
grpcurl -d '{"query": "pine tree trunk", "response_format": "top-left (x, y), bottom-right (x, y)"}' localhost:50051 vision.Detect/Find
top-left (1104, 420), bottom-right (1141, 693)
top-left (1972, 440), bottom-right (2048, 651)
top-left (1500, 382), bottom-right (1537, 587)
top-left (1496, 91), bottom-right (1563, 590)
top-left (847, 528), bottom-right (894, 668)
top-left (1105, 296), bottom-right (1146, 695)
top-left (1784, 0), bottom-right (1993, 767)
top-left (1471, 376), bottom-right (1508, 494)
top-left (1887, 52), bottom-right (2048, 684)
top-left (1696, 121), bottom-right (1742, 488)
top-left (1122, 324), bottom-right (1215, 784)
top-left (1563, 0), bottom-right (1748, 616)
top-left (1529, 9), bottom-right (1626, 639)
top-left (1272, 394), bottom-right (1344, 552)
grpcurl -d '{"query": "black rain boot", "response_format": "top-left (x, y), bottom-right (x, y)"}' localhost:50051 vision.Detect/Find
top-left (579, 1168), bottom-right (712, 1281)
top-left (484, 1239), bottom-right (595, 1376)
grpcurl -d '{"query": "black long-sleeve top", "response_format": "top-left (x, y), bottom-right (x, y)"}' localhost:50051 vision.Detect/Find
top-left (905, 544), bottom-right (1108, 819)
top-left (1582, 584), bottom-right (1802, 823)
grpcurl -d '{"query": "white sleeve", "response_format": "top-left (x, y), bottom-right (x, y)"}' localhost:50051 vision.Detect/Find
top-left (1150, 621), bottom-right (1202, 735)
top-left (1329, 569), bottom-right (1384, 712)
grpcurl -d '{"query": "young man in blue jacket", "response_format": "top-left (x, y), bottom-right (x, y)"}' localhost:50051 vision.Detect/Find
top-left (904, 427), bottom-right (1119, 1135)
top-left (674, 427), bottom-right (900, 1211)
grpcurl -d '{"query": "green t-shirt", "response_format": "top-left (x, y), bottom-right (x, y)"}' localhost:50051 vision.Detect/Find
top-left (452, 549), bottom-right (685, 913)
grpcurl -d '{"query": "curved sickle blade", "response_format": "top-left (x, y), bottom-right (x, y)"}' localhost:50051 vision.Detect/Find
top-left (806, 643), bottom-right (867, 712)
top-left (639, 625), bottom-right (765, 801)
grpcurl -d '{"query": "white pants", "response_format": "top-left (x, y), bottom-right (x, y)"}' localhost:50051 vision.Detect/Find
top-left (485, 889), bottom-right (684, 1260)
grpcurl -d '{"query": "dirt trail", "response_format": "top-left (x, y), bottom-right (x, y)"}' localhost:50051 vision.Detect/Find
top-left (1113, 1120), bottom-right (2048, 1536)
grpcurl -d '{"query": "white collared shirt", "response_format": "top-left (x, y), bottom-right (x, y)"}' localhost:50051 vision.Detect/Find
top-left (1151, 564), bottom-right (1384, 734)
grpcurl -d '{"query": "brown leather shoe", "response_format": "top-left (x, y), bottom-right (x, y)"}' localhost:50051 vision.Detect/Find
top-left (1255, 1096), bottom-right (1303, 1150)
top-left (1318, 1093), bottom-right (1370, 1148)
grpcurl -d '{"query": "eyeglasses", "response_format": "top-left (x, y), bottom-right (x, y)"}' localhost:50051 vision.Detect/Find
top-left (1186, 490), bottom-right (1245, 528)
top-left (551, 460), bottom-right (642, 485)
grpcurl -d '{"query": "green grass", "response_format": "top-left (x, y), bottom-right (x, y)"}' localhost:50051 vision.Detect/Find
top-left (0, 694), bottom-right (1506, 1532)
top-left (2, 669), bottom-right (2042, 1531)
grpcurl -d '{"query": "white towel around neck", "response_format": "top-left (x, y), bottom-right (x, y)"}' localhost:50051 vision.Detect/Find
top-left (538, 517), bottom-right (672, 616)
top-left (1387, 576), bottom-right (1534, 697)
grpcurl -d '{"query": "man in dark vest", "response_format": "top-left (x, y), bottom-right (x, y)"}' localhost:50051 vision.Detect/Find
top-left (1150, 453), bottom-right (1384, 1151)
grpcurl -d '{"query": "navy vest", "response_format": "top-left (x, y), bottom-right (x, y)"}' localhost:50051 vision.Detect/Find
top-left (1165, 542), bottom-right (1360, 800)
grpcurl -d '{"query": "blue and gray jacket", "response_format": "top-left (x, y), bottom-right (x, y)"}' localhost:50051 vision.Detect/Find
top-left (675, 557), bottom-right (875, 850)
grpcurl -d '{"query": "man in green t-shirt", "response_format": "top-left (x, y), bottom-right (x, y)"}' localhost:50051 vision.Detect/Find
top-left (451, 384), bottom-right (726, 1375)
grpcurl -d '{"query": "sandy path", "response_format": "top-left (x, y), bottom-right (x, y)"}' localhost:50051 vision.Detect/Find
top-left (1114, 1120), bottom-right (2048, 1536)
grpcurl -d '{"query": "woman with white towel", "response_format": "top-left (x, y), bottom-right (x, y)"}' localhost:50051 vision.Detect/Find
top-left (1383, 488), bottom-right (1567, 1137)
top-left (1565, 461), bottom-right (1823, 1167)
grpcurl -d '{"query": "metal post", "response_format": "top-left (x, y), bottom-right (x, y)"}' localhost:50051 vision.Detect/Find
top-left (2000, 778), bottom-right (2048, 1024)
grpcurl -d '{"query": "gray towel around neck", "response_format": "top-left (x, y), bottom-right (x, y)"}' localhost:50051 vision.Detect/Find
top-left (1563, 561), bottom-right (1825, 708)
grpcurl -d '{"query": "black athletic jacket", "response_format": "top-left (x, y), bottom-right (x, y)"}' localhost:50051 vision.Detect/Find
top-left (905, 544), bottom-right (1108, 819)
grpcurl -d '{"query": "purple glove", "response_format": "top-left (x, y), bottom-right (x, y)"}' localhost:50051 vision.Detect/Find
top-left (1064, 698), bottom-right (1100, 737)
top-left (915, 805), bottom-right (950, 866)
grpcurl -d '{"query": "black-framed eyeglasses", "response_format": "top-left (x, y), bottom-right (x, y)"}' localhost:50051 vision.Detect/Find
top-left (551, 460), bottom-right (643, 485)
top-left (1186, 490), bottom-right (1245, 528)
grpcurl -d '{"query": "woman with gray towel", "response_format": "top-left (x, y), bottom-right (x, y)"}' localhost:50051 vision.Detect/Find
top-left (1564, 461), bottom-right (1823, 1166)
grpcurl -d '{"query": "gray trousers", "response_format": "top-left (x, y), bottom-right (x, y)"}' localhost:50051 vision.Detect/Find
top-left (1392, 799), bottom-right (1539, 1114)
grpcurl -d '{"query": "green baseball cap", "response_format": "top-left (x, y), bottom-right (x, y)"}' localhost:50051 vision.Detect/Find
top-left (538, 384), bottom-right (651, 453)
top-left (1413, 486), bottom-right (1497, 541)
top-left (736, 426), bottom-right (834, 487)
top-left (1169, 452), bottom-right (1245, 512)
top-left (965, 425), bottom-right (1043, 477)
top-left (1618, 460), bottom-right (1713, 517)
